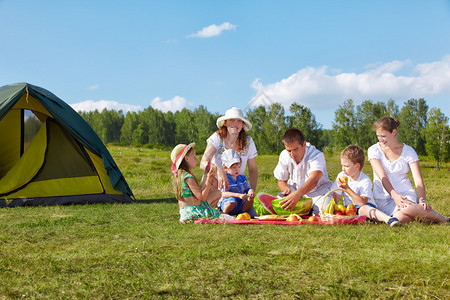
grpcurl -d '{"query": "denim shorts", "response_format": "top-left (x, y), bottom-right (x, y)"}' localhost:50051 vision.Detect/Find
top-left (220, 197), bottom-right (244, 215)
top-left (356, 202), bottom-right (376, 214)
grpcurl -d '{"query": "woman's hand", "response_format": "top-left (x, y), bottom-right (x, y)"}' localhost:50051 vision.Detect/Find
top-left (392, 192), bottom-right (413, 209)
top-left (419, 199), bottom-right (431, 212)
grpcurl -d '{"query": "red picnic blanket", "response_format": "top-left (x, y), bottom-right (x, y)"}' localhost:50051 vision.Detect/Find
top-left (194, 215), bottom-right (366, 225)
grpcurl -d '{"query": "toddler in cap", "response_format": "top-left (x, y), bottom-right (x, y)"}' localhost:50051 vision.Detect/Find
top-left (219, 149), bottom-right (255, 216)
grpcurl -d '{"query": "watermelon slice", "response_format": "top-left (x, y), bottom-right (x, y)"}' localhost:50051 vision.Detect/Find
top-left (254, 193), bottom-right (313, 216)
top-left (272, 198), bottom-right (312, 216)
top-left (254, 193), bottom-right (277, 215)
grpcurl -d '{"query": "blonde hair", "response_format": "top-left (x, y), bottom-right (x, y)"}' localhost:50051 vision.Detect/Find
top-left (341, 145), bottom-right (365, 169)
top-left (372, 117), bottom-right (400, 133)
top-left (171, 148), bottom-right (197, 201)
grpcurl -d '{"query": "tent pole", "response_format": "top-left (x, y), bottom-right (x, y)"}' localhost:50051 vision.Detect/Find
top-left (20, 109), bottom-right (24, 156)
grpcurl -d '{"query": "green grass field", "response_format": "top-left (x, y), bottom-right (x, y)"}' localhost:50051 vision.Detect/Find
top-left (0, 146), bottom-right (448, 299)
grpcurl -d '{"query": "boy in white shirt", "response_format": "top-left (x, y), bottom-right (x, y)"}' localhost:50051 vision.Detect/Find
top-left (332, 145), bottom-right (402, 227)
top-left (274, 128), bottom-right (332, 214)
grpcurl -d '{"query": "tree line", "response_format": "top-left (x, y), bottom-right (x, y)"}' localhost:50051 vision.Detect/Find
top-left (78, 98), bottom-right (449, 169)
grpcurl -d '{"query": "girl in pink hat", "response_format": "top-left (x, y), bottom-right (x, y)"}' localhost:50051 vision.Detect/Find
top-left (171, 143), bottom-right (221, 223)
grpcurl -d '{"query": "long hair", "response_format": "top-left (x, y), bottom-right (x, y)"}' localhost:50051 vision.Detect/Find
top-left (171, 148), bottom-right (196, 201)
top-left (217, 120), bottom-right (248, 152)
top-left (372, 117), bottom-right (400, 133)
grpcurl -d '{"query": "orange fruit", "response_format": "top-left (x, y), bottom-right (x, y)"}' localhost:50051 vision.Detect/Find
top-left (236, 213), bottom-right (251, 220)
top-left (308, 216), bottom-right (318, 222)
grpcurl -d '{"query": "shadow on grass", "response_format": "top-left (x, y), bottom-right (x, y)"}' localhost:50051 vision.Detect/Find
top-left (135, 198), bottom-right (177, 204)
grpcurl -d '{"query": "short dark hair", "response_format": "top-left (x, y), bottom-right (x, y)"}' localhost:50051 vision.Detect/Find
top-left (341, 145), bottom-right (365, 169)
top-left (282, 128), bottom-right (305, 145)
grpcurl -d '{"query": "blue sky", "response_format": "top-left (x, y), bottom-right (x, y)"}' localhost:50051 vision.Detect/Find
top-left (1, 0), bottom-right (449, 129)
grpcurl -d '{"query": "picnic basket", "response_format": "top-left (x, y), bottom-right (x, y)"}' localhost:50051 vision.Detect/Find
top-left (319, 188), bottom-right (357, 220)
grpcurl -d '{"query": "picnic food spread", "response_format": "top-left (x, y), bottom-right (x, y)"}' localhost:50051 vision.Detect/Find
top-left (323, 201), bottom-right (357, 216)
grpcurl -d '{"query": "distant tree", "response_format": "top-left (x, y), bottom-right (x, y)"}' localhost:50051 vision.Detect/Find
top-left (398, 98), bottom-right (428, 155)
top-left (288, 103), bottom-right (323, 149)
top-left (132, 122), bottom-right (148, 145)
top-left (146, 107), bottom-right (169, 146)
top-left (80, 109), bottom-right (124, 144)
top-left (264, 103), bottom-right (287, 154)
top-left (321, 129), bottom-right (336, 153)
top-left (333, 99), bottom-right (356, 148)
top-left (246, 106), bottom-right (270, 154)
top-left (193, 105), bottom-right (217, 150)
top-left (121, 112), bottom-right (140, 144)
top-left (173, 108), bottom-right (195, 145)
top-left (386, 99), bottom-right (400, 119)
top-left (79, 110), bottom-right (102, 138)
top-left (101, 109), bottom-right (124, 143)
top-left (163, 111), bottom-right (176, 146)
top-left (423, 108), bottom-right (449, 170)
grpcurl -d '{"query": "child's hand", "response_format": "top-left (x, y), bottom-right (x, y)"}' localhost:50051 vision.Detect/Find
top-left (337, 180), bottom-right (349, 190)
top-left (247, 189), bottom-right (255, 200)
top-left (240, 194), bottom-right (249, 202)
top-left (205, 160), bottom-right (211, 173)
top-left (208, 165), bottom-right (217, 177)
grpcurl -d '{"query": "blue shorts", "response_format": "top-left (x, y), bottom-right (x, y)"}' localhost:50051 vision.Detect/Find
top-left (356, 202), bottom-right (376, 214)
top-left (220, 197), bottom-right (244, 215)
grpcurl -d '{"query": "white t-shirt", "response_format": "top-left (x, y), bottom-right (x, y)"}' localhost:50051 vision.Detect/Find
top-left (331, 171), bottom-right (376, 207)
top-left (273, 143), bottom-right (332, 199)
top-left (206, 132), bottom-right (258, 175)
top-left (368, 143), bottom-right (419, 215)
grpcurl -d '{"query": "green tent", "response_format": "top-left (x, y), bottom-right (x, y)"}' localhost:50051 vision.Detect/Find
top-left (0, 82), bottom-right (134, 206)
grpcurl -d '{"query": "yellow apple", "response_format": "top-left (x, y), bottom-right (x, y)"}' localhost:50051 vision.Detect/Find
top-left (286, 214), bottom-right (299, 222)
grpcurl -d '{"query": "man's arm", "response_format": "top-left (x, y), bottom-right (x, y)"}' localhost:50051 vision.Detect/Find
top-left (279, 170), bottom-right (322, 210)
top-left (278, 180), bottom-right (291, 195)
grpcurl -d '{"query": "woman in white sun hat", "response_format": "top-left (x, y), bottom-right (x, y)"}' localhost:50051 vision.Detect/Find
top-left (201, 107), bottom-right (258, 216)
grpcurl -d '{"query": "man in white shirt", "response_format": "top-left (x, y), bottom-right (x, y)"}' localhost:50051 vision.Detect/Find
top-left (274, 128), bottom-right (332, 214)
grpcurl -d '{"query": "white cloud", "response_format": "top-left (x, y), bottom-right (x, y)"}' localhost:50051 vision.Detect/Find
top-left (87, 84), bottom-right (99, 90)
top-left (151, 96), bottom-right (193, 112)
top-left (250, 56), bottom-right (450, 110)
top-left (70, 100), bottom-right (142, 113)
top-left (187, 22), bottom-right (236, 38)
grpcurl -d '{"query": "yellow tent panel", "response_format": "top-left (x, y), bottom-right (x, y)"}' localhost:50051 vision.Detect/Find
top-left (0, 83), bottom-right (133, 207)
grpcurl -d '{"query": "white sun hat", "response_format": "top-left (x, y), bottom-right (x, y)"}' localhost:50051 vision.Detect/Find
top-left (216, 107), bottom-right (252, 132)
top-left (221, 149), bottom-right (242, 168)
